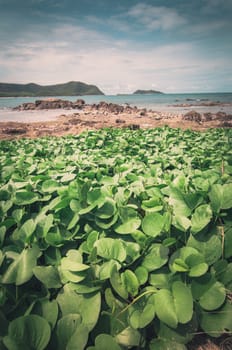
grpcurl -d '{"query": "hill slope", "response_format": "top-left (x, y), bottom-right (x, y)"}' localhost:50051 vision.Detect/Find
top-left (0, 81), bottom-right (104, 97)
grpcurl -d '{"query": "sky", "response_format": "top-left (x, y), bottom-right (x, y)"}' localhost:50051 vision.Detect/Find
top-left (0, 0), bottom-right (232, 94)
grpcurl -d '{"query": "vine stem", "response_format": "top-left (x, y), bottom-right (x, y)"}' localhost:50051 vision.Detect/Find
top-left (219, 225), bottom-right (225, 259)
top-left (116, 289), bottom-right (157, 317)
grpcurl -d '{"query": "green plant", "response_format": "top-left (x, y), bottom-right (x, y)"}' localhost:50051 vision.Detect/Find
top-left (0, 126), bottom-right (232, 349)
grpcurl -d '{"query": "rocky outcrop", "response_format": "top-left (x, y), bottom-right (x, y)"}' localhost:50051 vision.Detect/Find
top-left (13, 98), bottom-right (86, 111)
top-left (183, 110), bottom-right (232, 126)
top-left (183, 110), bottom-right (202, 123)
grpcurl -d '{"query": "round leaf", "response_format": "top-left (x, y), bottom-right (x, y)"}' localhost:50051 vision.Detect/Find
top-left (115, 218), bottom-right (141, 234)
top-left (172, 281), bottom-right (193, 324)
top-left (94, 238), bottom-right (126, 262)
top-left (155, 289), bottom-right (178, 328)
top-left (142, 244), bottom-right (169, 271)
top-left (121, 269), bottom-right (139, 296)
top-left (191, 204), bottom-right (212, 234)
top-left (3, 315), bottom-right (50, 350)
top-left (142, 213), bottom-right (165, 237)
top-left (33, 266), bottom-right (62, 288)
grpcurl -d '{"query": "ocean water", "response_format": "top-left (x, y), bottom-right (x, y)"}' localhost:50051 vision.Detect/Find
top-left (0, 92), bottom-right (232, 122)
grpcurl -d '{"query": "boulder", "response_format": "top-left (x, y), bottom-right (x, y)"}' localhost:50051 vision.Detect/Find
top-left (183, 110), bottom-right (202, 123)
top-left (74, 99), bottom-right (85, 108)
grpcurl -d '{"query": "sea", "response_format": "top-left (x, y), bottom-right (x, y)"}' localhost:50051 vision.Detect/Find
top-left (0, 92), bottom-right (232, 122)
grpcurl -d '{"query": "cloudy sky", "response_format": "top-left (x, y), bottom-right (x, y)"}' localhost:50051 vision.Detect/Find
top-left (0, 0), bottom-right (231, 94)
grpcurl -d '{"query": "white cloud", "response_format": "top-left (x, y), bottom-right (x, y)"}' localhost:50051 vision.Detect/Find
top-left (128, 4), bottom-right (187, 31)
top-left (0, 17), bottom-right (231, 94)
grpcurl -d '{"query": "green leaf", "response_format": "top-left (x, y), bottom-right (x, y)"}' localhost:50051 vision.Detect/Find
top-left (57, 285), bottom-right (101, 331)
top-left (142, 244), bottom-right (169, 271)
top-left (199, 281), bottom-right (226, 311)
top-left (19, 219), bottom-right (36, 240)
top-left (36, 214), bottom-right (53, 236)
top-left (115, 218), bottom-right (141, 234)
top-left (129, 292), bottom-right (156, 329)
top-left (168, 187), bottom-right (191, 217)
top-left (110, 266), bottom-right (128, 299)
top-left (60, 173), bottom-right (76, 182)
top-left (188, 263), bottom-right (208, 277)
top-left (87, 334), bottom-right (121, 350)
top-left (94, 238), bottom-right (126, 262)
top-left (98, 260), bottom-right (120, 280)
top-left (225, 226), bottom-right (232, 258)
top-left (172, 259), bottom-right (189, 272)
top-left (142, 212), bottom-right (165, 237)
top-left (155, 289), bottom-right (178, 328)
top-left (3, 315), bottom-right (51, 350)
top-left (191, 275), bottom-right (226, 311)
top-left (221, 183), bottom-right (232, 209)
top-left (191, 204), bottom-right (212, 234)
top-left (30, 299), bottom-right (59, 330)
top-left (67, 212), bottom-right (80, 230)
top-left (121, 269), bottom-right (139, 296)
top-left (56, 314), bottom-right (89, 350)
top-left (172, 281), bottom-right (193, 324)
top-left (157, 316), bottom-right (197, 345)
top-left (150, 339), bottom-right (187, 350)
top-left (169, 247), bottom-right (208, 277)
top-left (200, 300), bottom-right (232, 337)
top-left (187, 233), bottom-right (222, 265)
top-left (209, 184), bottom-right (223, 213)
top-left (41, 179), bottom-right (59, 193)
top-left (115, 327), bottom-right (141, 347)
top-left (2, 245), bottom-right (40, 285)
top-left (172, 215), bottom-right (191, 232)
top-left (134, 266), bottom-right (148, 285)
top-left (14, 191), bottom-right (38, 205)
top-left (95, 198), bottom-right (116, 218)
top-left (149, 268), bottom-right (172, 289)
top-left (33, 266), bottom-right (62, 288)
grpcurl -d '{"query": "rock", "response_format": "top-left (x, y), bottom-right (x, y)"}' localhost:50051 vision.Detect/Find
top-left (183, 110), bottom-right (202, 123)
top-left (221, 121), bottom-right (232, 127)
top-left (127, 124), bottom-right (140, 130)
top-left (140, 109), bottom-right (147, 116)
top-left (115, 119), bottom-right (125, 124)
top-left (74, 99), bottom-right (85, 108)
top-left (3, 127), bottom-right (28, 135)
top-left (203, 113), bottom-right (213, 121)
top-left (14, 98), bottom-right (83, 111)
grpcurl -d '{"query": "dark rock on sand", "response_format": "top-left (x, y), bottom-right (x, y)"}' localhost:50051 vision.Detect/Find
top-left (13, 98), bottom-right (86, 111)
top-left (183, 110), bottom-right (202, 123)
top-left (3, 127), bottom-right (28, 135)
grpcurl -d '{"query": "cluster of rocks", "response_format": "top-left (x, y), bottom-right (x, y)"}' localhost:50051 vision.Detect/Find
top-left (13, 98), bottom-right (144, 116)
top-left (173, 101), bottom-right (230, 108)
top-left (183, 110), bottom-right (232, 126)
top-left (13, 98), bottom-right (86, 111)
top-left (89, 101), bottom-right (139, 115)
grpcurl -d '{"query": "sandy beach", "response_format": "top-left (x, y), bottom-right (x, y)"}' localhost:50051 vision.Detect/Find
top-left (0, 100), bottom-right (232, 140)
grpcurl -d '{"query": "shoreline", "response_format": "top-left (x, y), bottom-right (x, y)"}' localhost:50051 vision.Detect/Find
top-left (0, 101), bottom-right (232, 140)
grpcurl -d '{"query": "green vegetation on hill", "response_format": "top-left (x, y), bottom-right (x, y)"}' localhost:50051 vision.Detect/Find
top-left (0, 81), bottom-right (104, 97)
top-left (133, 89), bottom-right (163, 94)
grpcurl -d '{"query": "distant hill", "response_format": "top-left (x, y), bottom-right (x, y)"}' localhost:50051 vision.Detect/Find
top-left (0, 81), bottom-right (104, 97)
top-left (133, 89), bottom-right (163, 95)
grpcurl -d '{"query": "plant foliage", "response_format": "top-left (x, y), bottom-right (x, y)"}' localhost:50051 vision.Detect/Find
top-left (0, 126), bottom-right (232, 349)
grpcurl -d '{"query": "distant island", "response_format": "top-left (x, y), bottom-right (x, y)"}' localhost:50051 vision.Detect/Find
top-left (133, 89), bottom-right (163, 95)
top-left (0, 81), bottom-right (104, 97)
